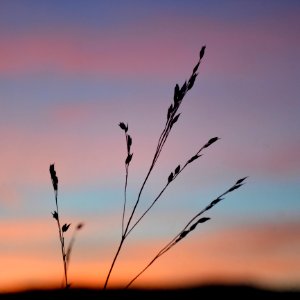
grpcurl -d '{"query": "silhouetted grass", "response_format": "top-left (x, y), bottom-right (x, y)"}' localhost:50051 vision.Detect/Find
top-left (48, 48), bottom-right (246, 290)
top-left (103, 47), bottom-right (247, 289)
top-left (49, 164), bottom-right (83, 288)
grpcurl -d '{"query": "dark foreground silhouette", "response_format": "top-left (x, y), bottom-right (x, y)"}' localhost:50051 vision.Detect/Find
top-left (1, 285), bottom-right (299, 300)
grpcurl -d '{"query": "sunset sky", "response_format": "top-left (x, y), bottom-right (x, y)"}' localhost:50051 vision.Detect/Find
top-left (0, 0), bottom-right (299, 293)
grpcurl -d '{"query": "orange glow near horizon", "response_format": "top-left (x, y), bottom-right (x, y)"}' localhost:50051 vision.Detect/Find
top-left (1, 219), bottom-right (299, 293)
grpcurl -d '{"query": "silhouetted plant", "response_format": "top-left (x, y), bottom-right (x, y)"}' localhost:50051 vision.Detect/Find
top-left (125, 177), bottom-right (247, 288)
top-left (103, 46), bottom-right (247, 289)
top-left (49, 164), bottom-right (83, 289)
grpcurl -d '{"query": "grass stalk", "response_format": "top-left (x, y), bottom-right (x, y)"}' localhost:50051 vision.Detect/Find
top-left (103, 47), bottom-right (207, 289)
top-left (50, 164), bottom-right (72, 289)
top-left (125, 177), bottom-right (247, 288)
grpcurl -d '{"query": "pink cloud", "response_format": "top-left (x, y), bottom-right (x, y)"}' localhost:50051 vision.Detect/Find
top-left (0, 31), bottom-right (187, 77)
top-left (0, 12), bottom-right (297, 78)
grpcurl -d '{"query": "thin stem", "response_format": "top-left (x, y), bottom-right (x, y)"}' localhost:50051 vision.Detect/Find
top-left (123, 112), bottom-right (176, 237)
top-left (125, 253), bottom-right (160, 289)
top-left (125, 144), bottom-right (207, 238)
top-left (54, 191), bottom-right (68, 288)
top-left (121, 132), bottom-right (129, 236)
top-left (104, 128), bottom-right (157, 289)
top-left (125, 232), bottom-right (179, 289)
top-left (104, 142), bottom-right (159, 289)
top-left (125, 183), bottom-right (169, 239)
top-left (122, 166), bottom-right (128, 235)
top-left (123, 163), bottom-right (154, 236)
top-left (103, 237), bottom-right (125, 290)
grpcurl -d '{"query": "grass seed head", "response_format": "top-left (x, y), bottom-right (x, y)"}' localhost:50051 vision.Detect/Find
top-left (49, 164), bottom-right (58, 191)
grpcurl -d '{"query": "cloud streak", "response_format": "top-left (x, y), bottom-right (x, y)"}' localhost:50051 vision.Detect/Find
top-left (0, 10), bottom-right (298, 78)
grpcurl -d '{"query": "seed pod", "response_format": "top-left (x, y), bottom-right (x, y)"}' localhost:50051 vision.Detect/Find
top-left (203, 137), bottom-right (219, 148)
top-left (187, 154), bottom-right (200, 164)
top-left (179, 230), bottom-right (189, 239)
top-left (168, 172), bottom-right (174, 183)
top-left (188, 73), bottom-right (198, 90)
top-left (174, 165), bottom-right (180, 175)
top-left (236, 177), bottom-right (248, 185)
top-left (127, 135), bottom-right (132, 153)
top-left (62, 223), bottom-right (71, 233)
top-left (119, 122), bottom-right (128, 132)
top-left (49, 164), bottom-right (58, 191)
top-left (174, 84), bottom-right (180, 104)
top-left (200, 45), bottom-right (206, 60)
top-left (167, 104), bottom-right (173, 120)
top-left (228, 183), bottom-right (243, 193)
top-left (193, 61), bottom-right (200, 75)
top-left (125, 153), bottom-right (133, 165)
top-left (171, 113), bottom-right (180, 127)
top-left (210, 198), bottom-right (221, 206)
top-left (197, 217), bottom-right (210, 224)
top-left (52, 211), bottom-right (58, 221)
top-left (180, 81), bottom-right (187, 95)
top-left (189, 223), bottom-right (197, 231)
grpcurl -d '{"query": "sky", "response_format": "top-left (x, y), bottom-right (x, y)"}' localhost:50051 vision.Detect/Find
top-left (0, 0), bottom-right (299, 293)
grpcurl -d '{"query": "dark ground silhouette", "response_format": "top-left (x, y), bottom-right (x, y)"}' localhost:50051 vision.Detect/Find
top-left (1, 285), bottom-right (299, 300)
